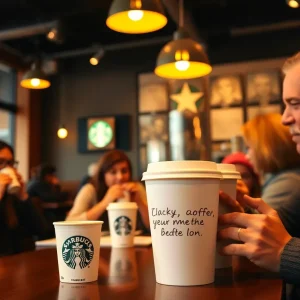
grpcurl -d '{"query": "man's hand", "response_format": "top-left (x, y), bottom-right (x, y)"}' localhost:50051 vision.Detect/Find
top-left (218, 195), bottom-right (292, 272)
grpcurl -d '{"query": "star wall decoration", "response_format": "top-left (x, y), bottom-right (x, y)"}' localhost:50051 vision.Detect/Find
top-left (170, 82), bottom-right (204, 113)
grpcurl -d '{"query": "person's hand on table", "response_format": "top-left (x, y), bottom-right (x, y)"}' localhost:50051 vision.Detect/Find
top-left (218, 194), bottom-right (292, 272)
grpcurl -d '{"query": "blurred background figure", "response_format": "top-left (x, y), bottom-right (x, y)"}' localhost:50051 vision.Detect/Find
top-left (27, 163), bottom-right (65, 204)
top-left (27, 163), bottom-right (68, 233)
top-left (0, 140), bottom-right (49, 255)
top-left (242, 113), bottom-right (300, 233)
top-left (78, 162), bottom-right (98, 192)
top-left (66, 150), bottom-right (150, 232)
top-left (222, 152), bottom-right (261, 198)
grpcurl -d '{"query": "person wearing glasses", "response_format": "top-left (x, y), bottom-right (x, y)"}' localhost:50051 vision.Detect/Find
top-left (0, 140), bottom-right (49, 256)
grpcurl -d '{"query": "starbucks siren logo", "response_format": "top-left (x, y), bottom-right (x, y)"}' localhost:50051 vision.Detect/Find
top-left (62, 236), bottom-right (94, 269)
top-left (114, 216), bottom-right (132, 236)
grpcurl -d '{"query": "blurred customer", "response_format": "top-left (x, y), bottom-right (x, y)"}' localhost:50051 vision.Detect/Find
top-left (222, 152), bottom-right (261, 198)
top-left (66, 150), bottom-right (150, 231)
top-left (27, 163), bottom-right (65, 204)
top-left (0, 140), bottom-right (48, 256)
top-left (78, 162), bottom-right (98, 192)
top-left (242, 113), bottom-right (300, 219)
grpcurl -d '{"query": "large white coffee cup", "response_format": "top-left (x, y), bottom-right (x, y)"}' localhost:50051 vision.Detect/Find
top-left (215, 163), bottom-right (241, 269)
top-left (0, 167), bottom-right (21, 195)
top-left (142, 161), bottom-right (222, 286)
top-left (53, 221), bottom-right (103, 283)
top-left (107, 202), bottom-right (138, 248)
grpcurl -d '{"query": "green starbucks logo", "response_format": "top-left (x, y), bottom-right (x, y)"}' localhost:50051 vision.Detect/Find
top-left (88, 120), bottom-right (113, 148)
top-left (62, 236), bottom-right (94, 269)
top-left (114, 216), bottom-right (132, 236)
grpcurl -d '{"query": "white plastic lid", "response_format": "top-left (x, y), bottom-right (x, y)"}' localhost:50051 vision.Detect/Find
top-left (217, 163), bottom-right (241, 180)
top-left (141, 161), bottom-right (222, 181)
top-left (107, 202), bottom-right (138, 210)
top-left (53, 221), bottom-right (103, 226)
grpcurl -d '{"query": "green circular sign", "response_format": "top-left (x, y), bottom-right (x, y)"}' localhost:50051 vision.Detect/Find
top-left (88, 120), bottom-right (113, 148)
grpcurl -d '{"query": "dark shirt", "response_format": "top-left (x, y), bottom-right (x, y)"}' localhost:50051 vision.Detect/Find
top-left (27, 179), bottom-right (65, 203)
top-left (0, 194), bottom-right (49, 256)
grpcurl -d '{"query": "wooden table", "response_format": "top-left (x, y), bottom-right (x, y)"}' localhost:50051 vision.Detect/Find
top-left (0, 247), bottom-right (284, 300)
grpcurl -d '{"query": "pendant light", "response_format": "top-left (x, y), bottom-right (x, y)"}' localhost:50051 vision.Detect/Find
top-left (20, 61), bottom-right (51, 89)
top-left (106, 0), bottom-right (167, 34)
top-left (154, 0), bottom-right (212, 79)
top-left (57, 125), bottom-right (68, 139)
top-left (286, 0), bottom-right (299, 8)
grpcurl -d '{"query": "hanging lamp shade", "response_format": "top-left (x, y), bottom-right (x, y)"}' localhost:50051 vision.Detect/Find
top-left (286, 0), bottom-right (300, 8)
top-left (155, 29), bottom-right (212, 79)
top-left (106, 0), bottom-right (167, 34)
top-left (20, 62), bottom-right (51, 89)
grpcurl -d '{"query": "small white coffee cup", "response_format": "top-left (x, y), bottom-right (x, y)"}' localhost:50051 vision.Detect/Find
top-left (107, 202), bottom-right (138, 248)
top-left (53, 221), bottom-right (103, 283)
top-left (215, 163), bottom-right (241, 269)
top-left (0, 167), bottom-right (21, 195)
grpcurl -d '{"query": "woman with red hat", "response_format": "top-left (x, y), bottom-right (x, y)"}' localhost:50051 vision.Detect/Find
top-left (222, 152), bottom-right (261, 198)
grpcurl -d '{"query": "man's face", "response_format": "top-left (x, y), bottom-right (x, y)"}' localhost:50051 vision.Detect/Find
top-left (282, 64), bottom-right (300, 154)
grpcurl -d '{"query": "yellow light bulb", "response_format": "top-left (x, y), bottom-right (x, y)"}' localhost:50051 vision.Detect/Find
top-left (89, 57), bottom-right (99, 66)
top-left (128, 10), bottom-right (144, 21)
top-left (57, 127), bottom-right (68, 139)
top-left (175, 61), bottom-right (190, 71)
top-left (47, 31), bottom-right (55, 40)
top-left (31, 78), bottom-right (41, 87)
top-left (288, 0), bottom-right (299, 7)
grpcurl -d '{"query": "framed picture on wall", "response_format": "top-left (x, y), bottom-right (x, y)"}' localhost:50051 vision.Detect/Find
top-left (247, 104), bottom-right (282, 121)
top-left (210, 75), bottom-right (243, 107)
top-left (139, 145), bottom-right (148, 175)
top-left (139, 82), bottom-right (169, 113)
top-left (139, 113), bottom-right (168, 144)
top-left (246, 70), bottom-right (281, 106)
top-left (211, 108), bottom-right (243, 141)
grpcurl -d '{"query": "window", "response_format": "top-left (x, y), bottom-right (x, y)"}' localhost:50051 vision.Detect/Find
top-left (0, 110), bottom-right (14, 144)
top-left (0, 63), bottom-right (16, 145)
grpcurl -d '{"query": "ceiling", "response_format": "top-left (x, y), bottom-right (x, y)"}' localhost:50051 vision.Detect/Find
top-left (0, 0), bottom-right (299, 61)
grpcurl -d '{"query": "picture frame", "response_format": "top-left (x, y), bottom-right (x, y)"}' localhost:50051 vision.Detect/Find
top-left (138, 73), bottom-right (169, 113)
top-left (246, 70), bottom-right (281, 106)
top-left (210, 75), bottom-right (243, 108)
top-left (139, 113), bottom-right (168, 144)
top-left (210, 108), bottom-right (244, 141)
